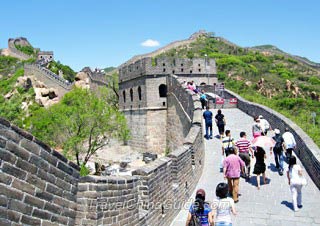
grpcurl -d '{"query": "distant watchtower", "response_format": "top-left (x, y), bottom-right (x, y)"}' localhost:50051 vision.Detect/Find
top-left (118, 57), bottom-right (217, 154)
top-left (37, 51), bottom-right (54, 62)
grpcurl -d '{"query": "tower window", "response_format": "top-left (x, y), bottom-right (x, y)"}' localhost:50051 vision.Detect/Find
top-left (138, 86), bottom-right (142, 101)
top-left (123, 90), bottom-right (126, 103)
top-left (159, 84), bottom-right (167, 97)
top-left (130, 88), bottom-right (133, 102)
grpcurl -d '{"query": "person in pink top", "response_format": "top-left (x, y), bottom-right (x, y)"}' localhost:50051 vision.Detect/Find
top-left (223, 148), bottom-right (245, 203)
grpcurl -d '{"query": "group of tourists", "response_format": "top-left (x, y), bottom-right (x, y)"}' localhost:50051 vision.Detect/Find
top-left (188, 108), bottom-right (305, 225)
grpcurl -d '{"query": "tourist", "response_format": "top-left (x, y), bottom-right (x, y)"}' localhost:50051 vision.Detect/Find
top-left (213, 183), bottom-right (237, 226)
top-left (221, 130), bottom-right (236, 157)
top-left (258, 115), bottom-right (271, 135)
top-left (223, 148), bottom-right (245, 203)
top-left (235, 131), bottom-right (254, 180)
top-left (270, 129), bottom-right (285, 175)
top-left (283, 128), bottom-right (296, 161)
top-left (252, 116), bottom-right (262, 138)
top-left (203, 106), bottom-right (213, 139)
top-left (253, 146), bottom-right (267, 190)
top-left (215, 109), bottom-right (226, 138)
top-left (186, 189), bottom-right (213, 226)
top-left (287, 156), bottom-right (304, 212)
top-left (200, 90), bottom-right (208, 110)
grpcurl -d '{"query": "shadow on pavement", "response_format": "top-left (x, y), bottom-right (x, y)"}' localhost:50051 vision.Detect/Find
top-left (281, 200), bottom-right (294, 210)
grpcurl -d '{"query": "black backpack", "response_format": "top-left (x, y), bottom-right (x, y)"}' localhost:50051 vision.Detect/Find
top-left (273, 135), bottom-right (283, 152)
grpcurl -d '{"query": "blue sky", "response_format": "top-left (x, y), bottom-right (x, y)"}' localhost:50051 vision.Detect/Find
top-left (1, 0), bottom-right (319, 71)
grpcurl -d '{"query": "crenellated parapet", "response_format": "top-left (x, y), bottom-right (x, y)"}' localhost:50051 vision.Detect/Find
top-left (119, 57), bottom-right (216, 83)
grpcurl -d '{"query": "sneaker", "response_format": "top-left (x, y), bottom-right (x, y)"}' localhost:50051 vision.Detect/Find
top-left (298, 205), bottom-right (303, 209)
top-left (279, 171), bottom-right (283, 176)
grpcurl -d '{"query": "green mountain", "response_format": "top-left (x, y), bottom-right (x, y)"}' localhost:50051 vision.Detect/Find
top-left (156, 34), bottom-right (320, 146)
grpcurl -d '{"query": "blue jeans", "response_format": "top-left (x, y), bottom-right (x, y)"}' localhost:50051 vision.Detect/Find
top-left (274, 150), bottom-right (284, 171)
top-left (215, 222), bottom-right (232, 226)
top-left (205, 123), bottom-right (212, 138)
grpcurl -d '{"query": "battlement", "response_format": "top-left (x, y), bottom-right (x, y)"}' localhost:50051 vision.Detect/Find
top-left (119, 57), bottom-right (216, 82)
top-left (37, 51), bottom-right (54, 61)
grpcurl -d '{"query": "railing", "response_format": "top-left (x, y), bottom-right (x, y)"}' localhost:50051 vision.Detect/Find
top-left (25, 64), bottom-right (73, 90)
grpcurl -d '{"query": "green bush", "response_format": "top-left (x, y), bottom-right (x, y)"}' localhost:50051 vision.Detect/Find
top-left (15, 44), bottom-right (34, 56)
top-left (80, 164), bottom-right (90, 176)
top-left (47, 61), bottom-right (76, 82)
top-left (308, 76), bottom-right (320, 85)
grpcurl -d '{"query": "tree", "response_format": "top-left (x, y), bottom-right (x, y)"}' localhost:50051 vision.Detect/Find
top-left (30, 87), bottom-right (129, 166)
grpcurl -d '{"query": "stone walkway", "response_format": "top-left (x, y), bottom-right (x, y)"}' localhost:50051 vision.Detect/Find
top-left (171, 108), bottom-right (320, 226)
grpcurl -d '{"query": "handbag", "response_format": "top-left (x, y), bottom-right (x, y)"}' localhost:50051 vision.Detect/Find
top-left (299, 176), bottom-right (307, 186)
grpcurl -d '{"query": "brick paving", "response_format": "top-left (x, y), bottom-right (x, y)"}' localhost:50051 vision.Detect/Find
top-left (171, 108), bottom-right (320, 226)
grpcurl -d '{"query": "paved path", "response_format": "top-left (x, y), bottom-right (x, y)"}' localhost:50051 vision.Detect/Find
top-left (171, 108), bottom-right (320, 226)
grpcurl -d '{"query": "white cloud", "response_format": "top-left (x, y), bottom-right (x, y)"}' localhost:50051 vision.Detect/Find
top-left (141, 39), bottom-right (160, 47)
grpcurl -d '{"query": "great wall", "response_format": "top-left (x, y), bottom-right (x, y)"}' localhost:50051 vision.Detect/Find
top-left (0, 34), bottom-right (320, 225)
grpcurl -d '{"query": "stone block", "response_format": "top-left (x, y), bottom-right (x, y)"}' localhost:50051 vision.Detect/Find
top-left (12, 178), bottom-right (35, 195)
top-left (35, 190), bottom-right (54, 202)
top-left (20, 138), bottom-right (40, 155)
top-left (8, 199), bottom-right (32, 215)
top-left (0, 172), bottom-right (13, 185)
top-left (0, 184), bottom-right (23, 200)
top-left (40, 149), bottom-right (58, 166)
top-left (0, 195), bottom-right (7, 207)
top-left (7, 210), bottom-right (21, 222)
top-left (0, 136), bottom-right (6, 148)
top-left (0, 149), bottom-right (17, 164)
top-left (21, 215), bottom-right (41, 226)
top-left (57, 161), bottom-right (73, 175)
top-left (16, 158), bottom-right (37, 174)
top-left (24, 195), bottom-right (45, 209)
top-left (51, 214), bottom-right (69, 225)
top-left (29, 154), bottom-right (49, 171)
top-left (26, 174), bottom-right (46, 190)
top-left (46, 183), bottom-right (63, 196)
top-left (44, 202), bottom-right (62, 215)
top-left (0, 128), bottom-right (20, 143)
top-left (2, 162), bottom-right (27, 180)
top-left (32, 208), bottom-right (52, 220)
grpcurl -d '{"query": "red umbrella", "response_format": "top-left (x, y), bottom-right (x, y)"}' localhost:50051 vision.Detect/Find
top-left (252, 136), bottom-right (276, 148)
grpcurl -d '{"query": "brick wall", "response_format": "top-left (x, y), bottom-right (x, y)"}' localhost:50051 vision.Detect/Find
top-left (216, 88), bottom-right (320, 189)
top-left (0, 118), bottom-right (79, 226)
top-left (76, 176), bottom-right (140, 226)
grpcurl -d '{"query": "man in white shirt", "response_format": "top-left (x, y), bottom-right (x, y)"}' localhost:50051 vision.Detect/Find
top-left (282, 127), bottom-right (296, 161)
top-left (259, 115), bottom-right (271, 135)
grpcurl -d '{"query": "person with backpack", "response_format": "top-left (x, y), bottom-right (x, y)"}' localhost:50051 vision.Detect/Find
top-left (186, 189), bottom-right (213, 226)
top-left (200, 90), bottom-right (208, 110)
top-left (270, 129), bottom-right (285, 175)
top-left (203, 106), bottom-right (213, 139)
top-left (212, 183), bottom-right (237, 226)
top-left (215, 109), bottom-right (226, 138)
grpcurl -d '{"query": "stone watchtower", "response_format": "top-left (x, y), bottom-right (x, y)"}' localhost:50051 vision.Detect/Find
top-left (118, 57), bottom-right (217, 154)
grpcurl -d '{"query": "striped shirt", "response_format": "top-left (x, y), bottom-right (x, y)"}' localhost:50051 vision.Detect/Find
top-left (222, 136), bottom-right (234, 149)
top-left (235, 138), bottom-right (251, 153)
